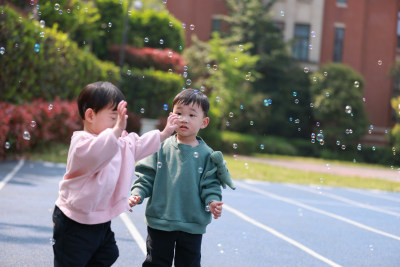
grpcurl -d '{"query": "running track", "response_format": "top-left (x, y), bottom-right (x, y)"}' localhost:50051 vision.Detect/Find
top-left (0, 160), bottom-right (399, 266)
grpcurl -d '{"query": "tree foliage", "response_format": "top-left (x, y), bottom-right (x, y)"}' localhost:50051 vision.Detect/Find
top-left (310, 63), bottom-right (368, 147)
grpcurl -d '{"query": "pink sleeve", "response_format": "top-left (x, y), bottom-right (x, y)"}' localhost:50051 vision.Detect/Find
top-left (66, 129), bottom-right (118, 178)
top-left (127, 130), bottom-right (161, 161)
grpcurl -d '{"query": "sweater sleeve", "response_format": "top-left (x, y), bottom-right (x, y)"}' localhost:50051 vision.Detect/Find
top-left (65, 129), bottom-right (118, 179)
top-left (131, 152), bottom-right (158, 202)
top-left (127, 130), bottom-right (161, 162)
top-left (200, 158), bottom-right (222, 206)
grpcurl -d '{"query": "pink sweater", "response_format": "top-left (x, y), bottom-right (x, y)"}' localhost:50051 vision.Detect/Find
top-left (55, 128), bottom-right (161, 225)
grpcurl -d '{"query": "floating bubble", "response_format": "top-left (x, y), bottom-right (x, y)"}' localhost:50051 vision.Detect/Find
top-left (294, 119), bottom-right (300, 124)
top-left (34, 43), bottom-right (40, 52)
top-left (280, 10), bottom-right (285, 16)
top-left (310, 103), bottom-right (314, 108)
top-left (127, 69), bottom-right (132, 75)
top-left (304, 67), bottom-right (309, 73)
top-left (54, 3), bottom-right (60, 10)
top-left (260, 144), bottom-right (264, 150)
top-left (168, 69), bottom-right (173, 73)
top-left (311, 31), bottom-right (316, 38)
top-left (354, 81), bottom-right (360, 88)
top-left (200, 85), bottom-right (205, 92)
top-left (377, 60), bottom-right (382, 66)
top-left (157, 162), bottom-right (163, 168)
top-left (59, 10), bottom-right (63, 15)
top-left (240, 105), bottom-right (244, 110)
top-left (39, 31), bottom-right (44, 38)
top-left (169, 21), bottom-right (173, 27)
top-left (183, 65), bottom-right (188, 71)
top-left (144, 37), bottom-right (149, 43)
top-left (229, 112), bottom-right (234, 118)
top-left (67, 9), bottom-right (71, 13)
top-left (244, 163), bottom-right (249, 169)
top-left (30, 121), bottom-right (37, 128)
top-left (23, 130), bottom-right (31, 141)
top-left (316, 133), bottom-right (324, 142)
top-left (186, 79), bottom-right (192, 86)
top-left (245, 75), bottom-right (250, 81)
top-left (308, 44), bottom-right (313, 50)
top-left (345, 105), bottom-right (352, 114)
top-left (292, 92), bottom-right (297, 97)
top-left (213, 65), bottom-right (218, 71)
top-left (48, 104), bottom-right (53, 110)
top-left (233, 143), bottom-right (238, 149)
top-left (193, 152), bottom-right (199, 158)
top-left (5, 142), bottom-right (10, 149)
top-left (325, 92), bottom-right (330, 97)
top-left (294, 99), bottom-right (299, 104)
top-left (372, 146), bottom-right (376, 151)
top-left (190, 24), bottom-right (195, 31)
top-left (341, 145), bottom-right (346, 150)
top-left (128, 10), bottom-right (131, 16)
top-left (316, 122), bottom-right (320, 127)
top-left (239, 45), bottom-right (243, 51)
top-left (313, 76), bottom-right (317, 82)
top-left (159, 39), bottom-right (164, 45)
top-left (182, 23), bottom-right (186, 29)
top-left (311, 139), bottom-right (315, 144)
top-left (198, 167), bottom-right (203, 173)
top-left (40, 20), bottom-right (45, 28)
top-left (0, 47), bottom-right (5, 55)
top-left (234, 57), bottom-right (238, 62)
top-left (311, 133), bottom-right (315, 139)
top-left (249, 121), bottom-right (254, 126)
top-left (323, 72), bottom-right (328, 77)
top-left (264, 99), bottom-right (269, 107)
top-left (108, 22), bottom-right (112, 28)
top-left (369, 124), bottom-right (374, 130)
top-left (140, 108), bottom-right (145, 114)
top-left (163, 104), bottom-right (168, 111)
top-left (215, 96), bottom-right (221, 103)
top-left (336, 140), bottom-right (340, 145)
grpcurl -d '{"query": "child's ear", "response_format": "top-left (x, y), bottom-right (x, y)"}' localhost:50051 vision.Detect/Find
top-left (84, 108), bottom-right (95, 122)
top-left (200, 117), bottom-right (210, 129)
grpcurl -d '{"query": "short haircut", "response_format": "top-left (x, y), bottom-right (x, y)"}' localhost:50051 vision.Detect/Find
top-left (172, 88), bottom-right (210, 117)
top-left (77, 81), bottom-right (125, 120)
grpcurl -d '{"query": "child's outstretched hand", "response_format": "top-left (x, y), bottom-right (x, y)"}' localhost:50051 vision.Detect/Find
top-left (160, 113), bottom-right (178, 142)
top-left (128, 195), bottom-right (141, 212)
top-left (209, 201), bottom-right (223, 219)
top-left (113, 100), bottom-right (128, 138)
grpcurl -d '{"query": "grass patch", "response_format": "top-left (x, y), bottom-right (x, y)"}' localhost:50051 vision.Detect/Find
top-left (26, 143), bottom-right (69, 163)
top-left (226, 155), bottom-right (400, 192)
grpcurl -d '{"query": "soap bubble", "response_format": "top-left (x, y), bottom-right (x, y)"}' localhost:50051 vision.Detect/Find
top-left (193, 152), bottom-right (199, 158)
top-left (54, 3), bottom-right (60, 10)
top-left (163, 104), bottom-right (168, 111)
top-left (4, 142), bottom-right (10, 149)
top-left (345, 105), bottom-right (352, 114)
top-left (157, 162), bottom-right (163, 168)
top-left (23, 130), bottom-right (31, 141)
top-left (233, 143), bottom-right (238, 149)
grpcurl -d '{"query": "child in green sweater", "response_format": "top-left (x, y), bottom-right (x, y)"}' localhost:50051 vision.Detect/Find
top-left (129, 88), bottom-right (234, 267)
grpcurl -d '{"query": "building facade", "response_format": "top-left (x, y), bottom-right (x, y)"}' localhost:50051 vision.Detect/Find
top-left (167, 0), bottom-right (400, 145)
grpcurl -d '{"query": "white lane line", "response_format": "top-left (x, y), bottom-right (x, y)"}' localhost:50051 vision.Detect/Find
top-left (345, 188), bottom-right (400, 203)
top-left (119, 213), bottom-right (147, 255)
top-left (286, 184), bottom-right (400, 217)
top-left (224, 204), bottom-right (342, 267)
top-left (0, 159), bottom-right (24, 192)
top-left (236, 181), bottom-right (400, 241)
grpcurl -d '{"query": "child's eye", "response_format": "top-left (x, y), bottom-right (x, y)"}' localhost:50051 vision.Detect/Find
top-left (190, 114), bottom-right (196, 117)
top-left (176, 112), bottom-right (182, 115)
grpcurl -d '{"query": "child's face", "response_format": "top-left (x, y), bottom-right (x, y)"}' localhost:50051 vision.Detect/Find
top-left (172, 102), bottom-right (209, 141)
top-left (88, 105), bottom-right (118, 135)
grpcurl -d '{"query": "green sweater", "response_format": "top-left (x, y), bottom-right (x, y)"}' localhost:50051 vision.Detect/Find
top-left (131, 135), bottom-right (222, 234)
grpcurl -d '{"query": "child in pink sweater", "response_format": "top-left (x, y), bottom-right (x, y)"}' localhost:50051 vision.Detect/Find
top-left (52, 81), bottom-right (177, 266)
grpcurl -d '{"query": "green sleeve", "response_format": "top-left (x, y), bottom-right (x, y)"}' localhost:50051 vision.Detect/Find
top-left (200, 159), bottom-right (222, 206)
top-left (131, 152), bottom-right (157, 203)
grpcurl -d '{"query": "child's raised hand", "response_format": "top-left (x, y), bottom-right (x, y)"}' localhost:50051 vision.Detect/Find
top-left (160, 113), bottom-right (178, 142)
top-left (113, 100), bottom-right (128, 138)
top-left (209, 201), bottom-right (223, 219)
top-left (128, 195), bottom-right (141, 212)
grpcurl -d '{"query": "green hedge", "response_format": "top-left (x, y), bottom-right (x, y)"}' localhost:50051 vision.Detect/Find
top-left (221, 131), bottom-right (258, 155)
top-left (120, 68), bottom-right (184, 118)
top-left (0, 5), bottom-right (120, 103)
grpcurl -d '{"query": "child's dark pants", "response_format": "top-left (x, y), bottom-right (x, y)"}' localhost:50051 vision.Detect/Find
top-left (143, 226), bottom-right (202, 267)
top-left (52, 206), bottom-right (119, 267)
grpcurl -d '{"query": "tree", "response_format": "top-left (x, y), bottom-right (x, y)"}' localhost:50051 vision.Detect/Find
top-left (220, 0), bottom-right (312, 138)
top-left (309, 63), bottom-right (368, 148)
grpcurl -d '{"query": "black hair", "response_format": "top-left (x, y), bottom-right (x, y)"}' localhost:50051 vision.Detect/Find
top-left (77, 81), bottom-right (125, 120)
top-left (172, 88), bottom-right (210, 117)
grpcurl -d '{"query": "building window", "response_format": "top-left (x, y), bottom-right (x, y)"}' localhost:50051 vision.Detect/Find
top-left (336, 0), bottom-right (347, 7)
top-left (333, 27), bottom-right (345, 62)
top-left (397, 11), bottom-right (400, 49)
top-left (211, 18), bottom-right (222, 33)
top-left (292, 24), bottom-right (310, 61)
